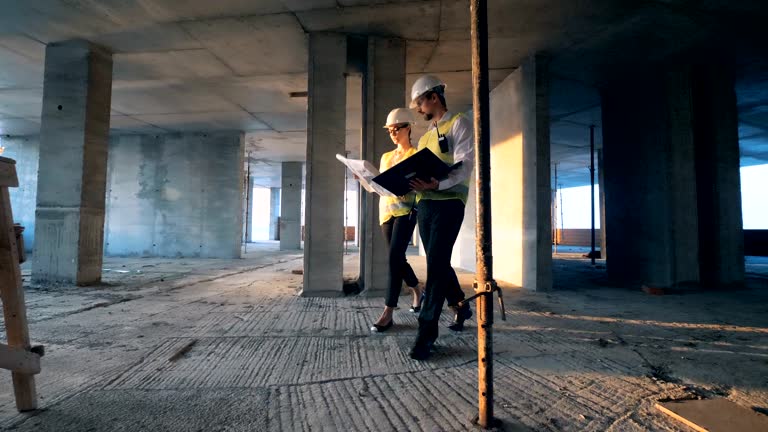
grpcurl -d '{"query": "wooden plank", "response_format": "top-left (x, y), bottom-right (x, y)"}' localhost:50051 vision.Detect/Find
top-left (0, 186), bottom-right (37, 411)
top-left (0, 343), bottom-right (41, 374)
top-left (656, 399), bottom-right (768, 432)
top-left (0, 158), bottom-right (19, 188)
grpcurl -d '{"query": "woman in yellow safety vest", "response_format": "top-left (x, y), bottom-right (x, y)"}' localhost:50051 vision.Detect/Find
top-left (371, 108), bottom-right (424, 332)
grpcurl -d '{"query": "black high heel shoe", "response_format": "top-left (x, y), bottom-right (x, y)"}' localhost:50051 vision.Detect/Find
top-left (409, 289), bottom-right (426, 313)
top-left (370, 319), bottom-right (394, 333)
top-left (448, 302), bottom-right (472, 332)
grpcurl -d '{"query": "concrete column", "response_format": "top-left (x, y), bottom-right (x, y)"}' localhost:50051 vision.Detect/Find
top-left (359, 36), bottom-right (405, 296)
top-left (597, 148), bottom-right (607, 259)
top-left (692, 65), bottom-right (744, 288)
top-left (302, 33), bottom-right (347, 297)
top-left (601, 66), bottom-right (700, 288)
top-left (32, 40), bottom-right (112, 285)
top-left (245, 175), bottom-right (254, 243)
top-left (280, 162), bottom-right (302, 250)
top-left (269, 187), bottom-right (280, 241)
top-left (490, 54), bottom-right (552, 291)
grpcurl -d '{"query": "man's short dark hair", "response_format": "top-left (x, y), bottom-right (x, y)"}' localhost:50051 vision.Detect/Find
top-left (425, 89), bottom-right (447, 110)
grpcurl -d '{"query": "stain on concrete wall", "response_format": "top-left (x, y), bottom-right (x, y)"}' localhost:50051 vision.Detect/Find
top-left (2, 136), bottom-right (39, 251)
top-left (3, 132), bottom-right (244, 258)
top-left (105, 132), bottom-right (245, 259)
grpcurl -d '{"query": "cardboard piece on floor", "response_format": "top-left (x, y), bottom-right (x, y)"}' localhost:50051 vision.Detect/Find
top-left (656, 399), bottom-right (768, 432)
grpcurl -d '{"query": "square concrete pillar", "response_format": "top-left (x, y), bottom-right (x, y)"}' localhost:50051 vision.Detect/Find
top-left (302, 32), bottom-right (347, 297)
top-left (33, 40), bottom-right (112, 285)
top-left (269, 187), bottom-right (280, 241)
top-left (245, 175), bottom-right (255, 243)
top-left (280, 162), bottom-right (302, 250)
top-left (692, 65), bottom-right (745, 288)
top-left (358, 36), bottom-right (406, 297)
top-left (490, 54), bottom-right (553, 291)
top-left (602, 66), bottom-right (701, 288)
top-left (597, 148), bottom-right (607, 259)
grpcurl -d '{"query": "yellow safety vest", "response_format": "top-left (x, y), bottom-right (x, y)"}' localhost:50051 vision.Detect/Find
top-left (379, 147), bottom-right (417, 225)
top-left (416, 112), bottom-right (470, 204)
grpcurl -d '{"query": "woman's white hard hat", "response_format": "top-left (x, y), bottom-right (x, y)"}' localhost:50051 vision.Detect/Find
top-left (383, 108), bottom-right (414, 128)
top-left (409, 75), bottom-right (446, 108)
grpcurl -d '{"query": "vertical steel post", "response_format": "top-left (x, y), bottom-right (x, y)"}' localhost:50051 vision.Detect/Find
top-left (590, 125), bottom-right (596, 265)
top-left (470, 0), bottom-right (496, 428)
top-left (553, 163), bottom-right (559, 254)
top-left (244, 152), bottom-right (251, 254)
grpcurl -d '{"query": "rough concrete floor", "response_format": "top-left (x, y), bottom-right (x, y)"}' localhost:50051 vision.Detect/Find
top-left (1, 243), bottom-right (767, 431)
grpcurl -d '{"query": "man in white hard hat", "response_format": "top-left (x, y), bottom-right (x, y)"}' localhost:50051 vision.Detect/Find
top-left (407, 75), bottom-right (474, 361)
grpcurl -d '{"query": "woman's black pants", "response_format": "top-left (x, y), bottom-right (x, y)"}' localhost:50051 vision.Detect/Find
top-left (381, 214), bottom-right (419, 307)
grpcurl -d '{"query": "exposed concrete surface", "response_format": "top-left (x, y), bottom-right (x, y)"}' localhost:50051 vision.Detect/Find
top-left (602, 65), bottom-right (746, 290)
top-left (302, 33), bottom-right (346, 297)
top-left (279, 162), bottom-right (301, 250)
top-left (1, 132), bottom-right (245, 258)
top-left (0, 137), bottom-right (39, 250)
top-left (105, 132), bottom-right (245, 259)
top-left (1, 246), bottom-right (767, 431)
top-left (692, 65), bottom-right (745, 287)
top-left (359, 36), bottom-right (405, 297)
top-left (484, 54), bottom-right (552, 291)
top-left (268, 187), bottom-right (280, 241)
top-left (602, 68), bottom-right (700, 289)
top-left (33, 40), bottom-right (113, 285)
top-left (1, 1), bottom-right (767, 188)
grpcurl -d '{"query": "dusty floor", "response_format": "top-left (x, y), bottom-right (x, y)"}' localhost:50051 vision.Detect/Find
top-left (1, 243), bottom-right (767, 431)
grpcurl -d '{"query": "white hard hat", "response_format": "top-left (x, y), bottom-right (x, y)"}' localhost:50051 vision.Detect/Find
top-left (409, 75), bottom-right (446, 108)
top-left (383, 108), bottom-right (413, 128)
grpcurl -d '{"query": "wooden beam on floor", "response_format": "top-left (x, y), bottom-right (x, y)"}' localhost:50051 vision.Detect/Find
top-left (656, 399), bottom-right (768, 432)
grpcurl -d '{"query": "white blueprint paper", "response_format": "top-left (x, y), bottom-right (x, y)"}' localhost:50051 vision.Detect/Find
top-left (335, 154), bottom-right (396, 197)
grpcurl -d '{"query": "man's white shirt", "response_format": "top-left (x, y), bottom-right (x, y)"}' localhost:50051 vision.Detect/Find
top-left (424, 111), bottom-right (475, 191)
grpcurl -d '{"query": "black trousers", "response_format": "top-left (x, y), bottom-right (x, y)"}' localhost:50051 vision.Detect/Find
top-left (416, 199), bottom-right (466, 337)
top-left (381, 214), bottom-right (419, 307)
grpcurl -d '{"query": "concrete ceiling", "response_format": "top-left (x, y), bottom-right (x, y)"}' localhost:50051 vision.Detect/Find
top-left (0, 0), bottom-right (767, 189)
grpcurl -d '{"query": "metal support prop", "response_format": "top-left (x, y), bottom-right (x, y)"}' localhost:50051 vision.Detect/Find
top-left (589, 125), bottom-right (596, 265)
top-left (469, 0), bottom-right (503, 428)
top-left (553, 163), bottom-right (559, 254)
top-left (244, 152), bottom-right (251, 254)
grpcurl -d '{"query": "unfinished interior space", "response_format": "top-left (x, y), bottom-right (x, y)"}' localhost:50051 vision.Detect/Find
top-left (1, 1), bottom-right (767, 431)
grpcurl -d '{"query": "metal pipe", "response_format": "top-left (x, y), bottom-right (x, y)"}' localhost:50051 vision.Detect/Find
top-left (590, 125), bottom-right (596, 265)
top-left (553, 163), bottom-right (558, 254)
top-left (244, 152), bottom-right (251, 254)
top-left (559, 182), bottom-right (564, 235)
top-left (470, 0), bottom-right (496, 428)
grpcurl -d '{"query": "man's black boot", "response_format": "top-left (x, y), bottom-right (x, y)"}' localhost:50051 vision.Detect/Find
top-left (409, 326), bottom-right (437, 361)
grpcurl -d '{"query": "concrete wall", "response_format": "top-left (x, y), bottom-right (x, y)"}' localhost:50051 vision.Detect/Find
top-left (449, 56), bottom-right (554, 293)
top-left (1, 136), bottom-right (39, 250)
top-left (104, 132), bottom-right (245, 258)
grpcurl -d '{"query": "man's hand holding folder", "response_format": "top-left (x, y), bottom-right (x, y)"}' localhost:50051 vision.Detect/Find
top-left (409, 177), bottom-right (439, 191)
top-left (371, 148), bottom-right (462, 197)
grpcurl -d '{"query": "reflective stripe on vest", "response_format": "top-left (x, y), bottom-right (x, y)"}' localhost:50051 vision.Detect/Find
top-left (379, 147), bottom-right (417, 225)
top-left (416, 112), bottom-right (469, 204)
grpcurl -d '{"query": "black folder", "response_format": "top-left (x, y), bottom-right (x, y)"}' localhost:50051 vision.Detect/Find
top-left (372, 148), bottom-right (462, 197)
